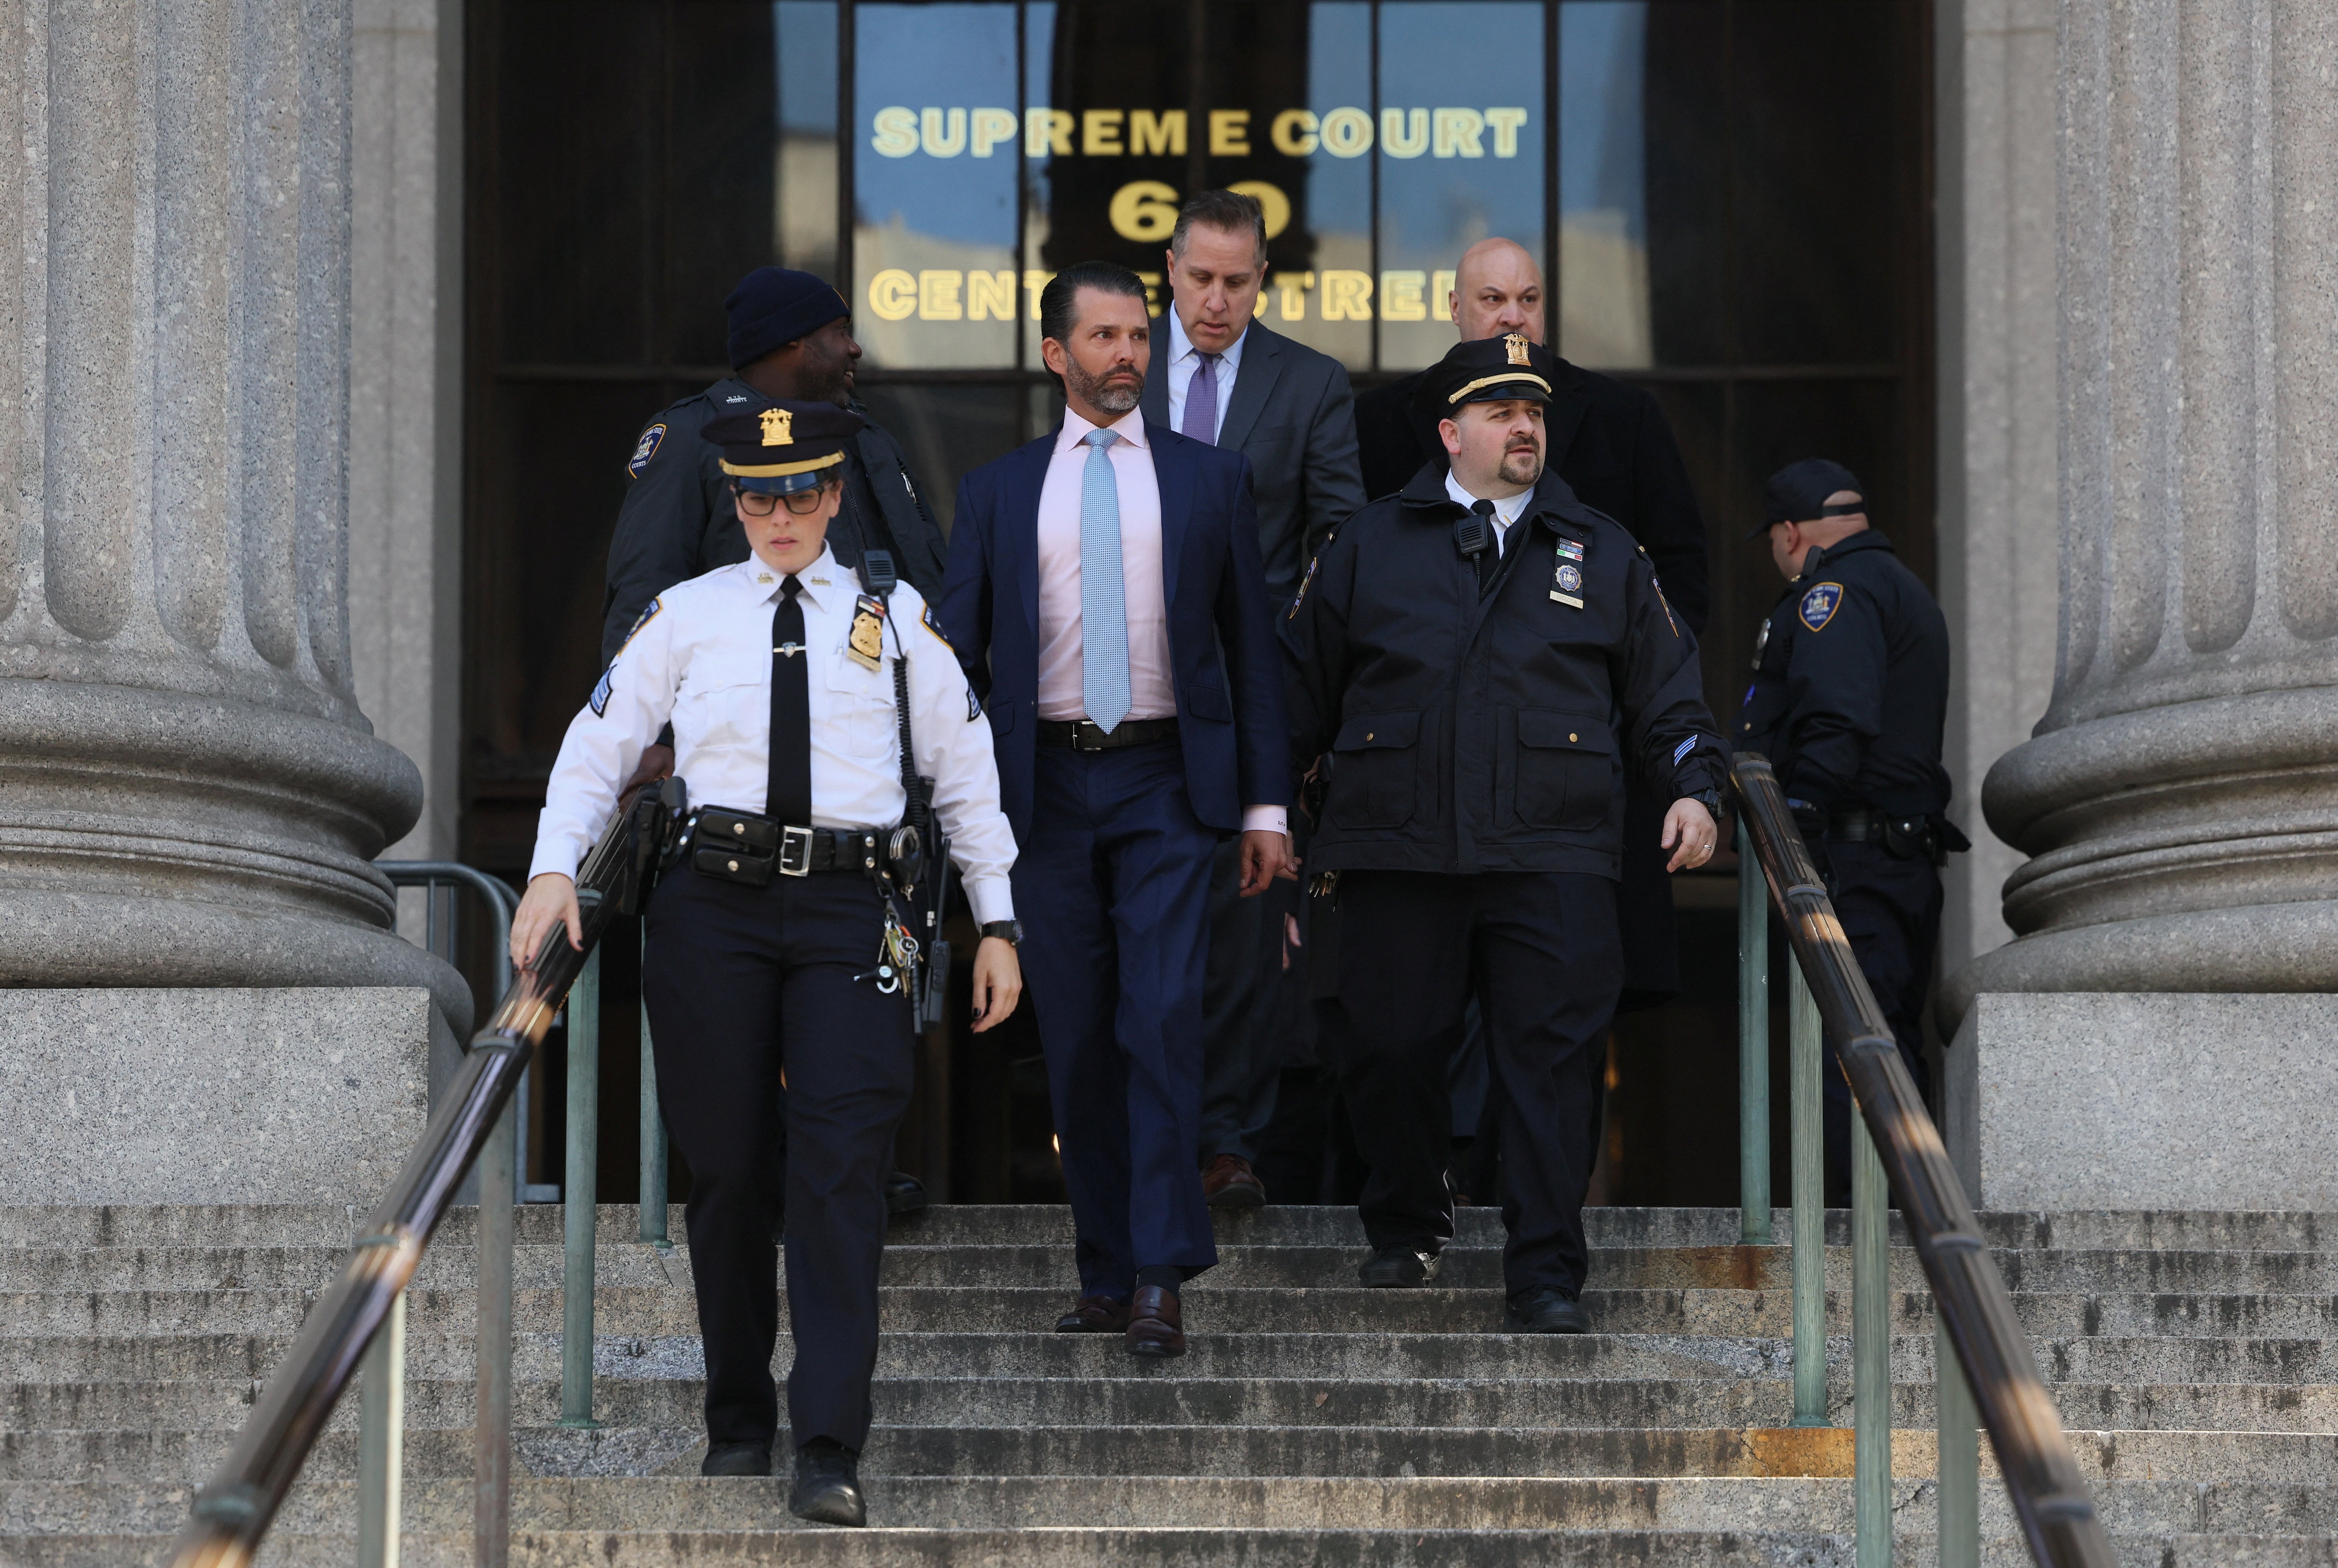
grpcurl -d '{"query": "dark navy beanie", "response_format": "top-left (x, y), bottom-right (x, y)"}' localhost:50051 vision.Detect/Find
top-left (725, 267), bottom-right (849, 369)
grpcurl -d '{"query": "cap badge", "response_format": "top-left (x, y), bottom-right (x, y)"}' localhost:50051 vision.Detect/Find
top-left (1505, 332), bottom-right (1530, 366)
top-left (759, 407), bottom-right (794, 447)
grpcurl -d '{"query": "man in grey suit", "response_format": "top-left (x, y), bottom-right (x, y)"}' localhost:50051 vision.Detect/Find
top-left (1141, 189), bottom-right (1367, 1206)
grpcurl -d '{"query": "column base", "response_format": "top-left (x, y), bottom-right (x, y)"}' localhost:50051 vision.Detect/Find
top-left (1947, 992), bottom-right (2338, 1212)
top-left (0, 987), bottom-right (446, 1204)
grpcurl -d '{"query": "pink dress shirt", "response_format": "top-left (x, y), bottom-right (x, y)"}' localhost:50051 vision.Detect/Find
top-left (1032, 404), bottom-right (1288, 838)
top-left (1035, 407), bottom-right (1176, 723)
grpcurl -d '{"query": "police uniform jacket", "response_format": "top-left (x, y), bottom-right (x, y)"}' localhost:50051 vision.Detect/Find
top-left (532, 546), bottom-right (1018, 925)
top-left (600, 378), bottom-right (949, 663)
top-left (1282, 462), bottom-right (1726, 878)
top-left (1739, 529), bottom-right (1950, 818)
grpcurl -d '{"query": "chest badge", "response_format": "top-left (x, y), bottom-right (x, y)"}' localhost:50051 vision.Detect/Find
top-left (1550, 563), bottom-right (1585, 608)
top-left (848, 595), bottom-right (887, 671)
top-left (1799, 581), bottom-right (1844, 632)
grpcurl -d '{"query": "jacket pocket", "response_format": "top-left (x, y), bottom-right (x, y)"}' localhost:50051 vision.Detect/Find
top-left (1331, 711), bottom-right (1420, 830)
top-left (1513, 710), bottom-right (1611, 827)
top-left (1184, 682), bottom-right (1232, 722)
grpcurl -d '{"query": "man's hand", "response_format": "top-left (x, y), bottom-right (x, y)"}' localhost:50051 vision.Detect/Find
top-left (620, 743), bottom-right (677, 807)
top-left (511, 873), bottom-right (582, 971)
top-left (1661, 799), bottom-right (1719, 872)
top-left (969, 937), bottom-right (1024, 1032)
top-left (1238, 829), bottom-right (1298, 895)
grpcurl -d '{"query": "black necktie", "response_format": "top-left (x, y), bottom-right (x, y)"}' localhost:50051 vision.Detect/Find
top-left (767, 576), bottom-right (813, 824)
top-left (1473, 499), bottom-right (1500, 595)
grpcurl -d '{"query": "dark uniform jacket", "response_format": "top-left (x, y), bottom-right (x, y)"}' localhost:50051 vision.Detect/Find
top-left (1739, 529), bottom-right (1951, 817)
top-left (599, 377), bottom-right (948, 663)
top-left (1353, 358), bottom-right (1710, 633)
top-left (1283, 463), bottom-right (1726, 879)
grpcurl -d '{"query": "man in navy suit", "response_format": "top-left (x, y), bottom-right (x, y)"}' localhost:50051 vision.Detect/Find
top-left (938, 261), bottom-right (1294, 1359)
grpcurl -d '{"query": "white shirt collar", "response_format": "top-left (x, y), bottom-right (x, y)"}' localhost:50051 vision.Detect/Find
top-left (741, 542), bottom-right (845, 609)
top-left (1167, 307), bottom-right (1248, 373)
top-left (1057, 402), bottom-right (1151, 453)
top-left (1444, 471), bottom-right (1532, 528)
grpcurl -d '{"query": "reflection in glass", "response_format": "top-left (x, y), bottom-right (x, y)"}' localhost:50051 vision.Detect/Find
top-left (1279, 2), bottom-right (1371, 372)
top-left (1560, 1), bottom-right (1651, 368)
top-left (1376, 2), bottom-right (1544, 370)
top-left (775, 1), bottom-right (839, 282)
top-left (854, 2), bottom-right (1020, 368)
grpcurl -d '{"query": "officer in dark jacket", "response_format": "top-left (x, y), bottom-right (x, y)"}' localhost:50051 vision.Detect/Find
top-left (1740, 458), bottom-right (1963, 1202)
top-left (599, 267), bottom-right (949, 665)
top-left (1284, 334), bottom-right (1727, 1333)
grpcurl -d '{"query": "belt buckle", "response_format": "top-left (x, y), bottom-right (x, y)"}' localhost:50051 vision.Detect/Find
top-left (1072, 722), bottom-right (1106, 753)
top-left (778, 823), bottom-right (814, 877)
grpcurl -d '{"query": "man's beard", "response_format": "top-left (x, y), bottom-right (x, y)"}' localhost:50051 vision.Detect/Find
top-left (1065, 354), bottom-right (1143, 415)
top-left (1497, 445), bottom-right (1543, 487)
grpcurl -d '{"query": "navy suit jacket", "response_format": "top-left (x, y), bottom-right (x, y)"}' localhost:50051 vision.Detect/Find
top-left (938, 422), bottom-right (1292, 844)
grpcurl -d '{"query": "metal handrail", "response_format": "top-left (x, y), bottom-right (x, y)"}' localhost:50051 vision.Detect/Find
top-left (1731, 754), bottom-right (2114, 1568)
top-left (169, 841), bottom-right (624, 1568)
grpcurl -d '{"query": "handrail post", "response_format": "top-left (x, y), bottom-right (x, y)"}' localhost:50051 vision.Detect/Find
top-left (1736, 819), bottom-right (1771, 1244)
top-left (475, 1099), bottom-right (515, 1568)
top-left (1937, 1311), bottom-right (1981, 1568)
top-left (1853, 1104), bottom-right (1890, 1564)
top-left (1789, 963), bottom-right (1827, 1426)
top-left (560, 942), bottom-right (602, 1429)
top-left (639, 925), bottom-right (669, 1248)
top-left (356, 1289), bottom-right (406, 1568)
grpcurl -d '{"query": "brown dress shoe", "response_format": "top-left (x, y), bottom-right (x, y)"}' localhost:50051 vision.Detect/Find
top-left (1201, 1153), bottom-right (1266, 1209)
top-left (1054, 1292), bottom-right (1132, 1333)
top-left (1124, 1286), bottom-right (1186, 1358)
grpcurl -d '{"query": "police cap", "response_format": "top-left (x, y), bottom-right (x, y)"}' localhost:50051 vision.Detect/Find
top-left (1410, 332), bottom-right (1558, 422)
top-left (702, 401), bottom-right (865, 495)
top-left (1754, 458), bottom-right (1866, 539)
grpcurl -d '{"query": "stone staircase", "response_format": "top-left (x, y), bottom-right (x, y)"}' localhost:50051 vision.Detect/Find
top-left (4, 1202), bottom-right (2337, 1565)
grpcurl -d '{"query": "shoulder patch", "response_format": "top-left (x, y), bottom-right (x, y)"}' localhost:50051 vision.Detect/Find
top-left (1289, 552), bottom-right (1323, 619)
top-left (589, 666), bottom-right (616, 717)
top-left (627, 423), bottom-right (667, 477)
top-left (1649, 570), bottom-right (1679, 637)
top-left (920, 601), bottom-right (956, 652)
top-left (617, 597), bottom-right (661, 654)
top-left (1798, 581), bottom-right (1844, 632)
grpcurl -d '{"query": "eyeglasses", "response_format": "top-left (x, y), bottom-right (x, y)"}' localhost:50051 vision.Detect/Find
top-left (733, 485), bottom-right (829, 518)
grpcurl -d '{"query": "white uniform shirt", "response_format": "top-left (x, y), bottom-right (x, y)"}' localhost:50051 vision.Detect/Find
top-left (1445, 470), bottom-right (1532, 554)
top-left (1163, 309), bottom-right (1247, 445)
top-left (529, 545), bottom-right (1016, 925)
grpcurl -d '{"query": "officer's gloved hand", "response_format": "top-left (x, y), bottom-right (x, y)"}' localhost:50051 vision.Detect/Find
top-left (1786, 798), bottom-right (1840, 901)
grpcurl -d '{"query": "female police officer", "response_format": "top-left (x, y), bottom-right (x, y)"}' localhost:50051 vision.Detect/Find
top-left (511, 400), bottom-right (1023, 1528)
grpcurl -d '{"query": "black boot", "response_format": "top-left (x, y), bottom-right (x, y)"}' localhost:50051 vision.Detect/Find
top-left (790, 1436), bottom-right (867, 1527)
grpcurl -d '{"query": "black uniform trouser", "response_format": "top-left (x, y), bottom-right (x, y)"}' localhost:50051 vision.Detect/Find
top-left (1823, 841), bottom-right (1943, 1203)
top-left (1199, 838), bottom-right (1291, 1166)
top-left (1327, 869), bottom-right (1621, 1296)
top-left (642, 865), bottom-right (914, 1453)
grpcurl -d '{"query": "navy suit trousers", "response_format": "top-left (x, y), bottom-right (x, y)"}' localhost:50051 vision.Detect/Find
top-left (1016, 737), bottom-right (1221, 1294)
top-left (642, 867), bottom-right (913, 1453)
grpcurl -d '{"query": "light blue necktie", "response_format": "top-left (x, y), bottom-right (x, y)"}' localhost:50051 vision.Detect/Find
top-left (1079, 428), bottom-right (1131, 733)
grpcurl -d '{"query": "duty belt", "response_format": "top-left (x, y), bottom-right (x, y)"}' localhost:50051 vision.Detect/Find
top-left (1037, 716), bottom-right (1180, 752)
top-left (686, 806), bottom-right (884, 886)
top-left (1828, 808), bottom-right (1943, 865)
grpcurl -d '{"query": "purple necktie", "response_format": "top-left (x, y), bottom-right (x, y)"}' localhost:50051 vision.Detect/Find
top-left (1182, 352), bottom-right (1221, 444)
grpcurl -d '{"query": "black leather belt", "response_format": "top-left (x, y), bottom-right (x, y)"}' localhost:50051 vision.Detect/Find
top-left (687, 807), bottom-right (883, 886)
top-left (1829, 808), bottom-right (1942, 863)
top-left (1037, 716), bottom-right (1180, 752)
top-left (1828, 809), bottom-right (1887, 843)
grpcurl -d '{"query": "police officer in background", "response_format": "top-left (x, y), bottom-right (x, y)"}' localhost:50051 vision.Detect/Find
top-left (605, 267), bottom-right (949, 1215)
top-left (601, 266), bottom-right (949, 661)
top-left (1284, 335), bottom-right (1726, 1332)
top-left (1739, 459), bottom-right (1965, 1203)
top-left (511, 403), bottom-right (1025, 1525)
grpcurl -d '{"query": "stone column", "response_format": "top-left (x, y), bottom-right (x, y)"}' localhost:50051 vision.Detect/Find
top-left (0, 1), bottom-right (462, 1202)
top-left (1943, 0), bottom-right (2338, 1211)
